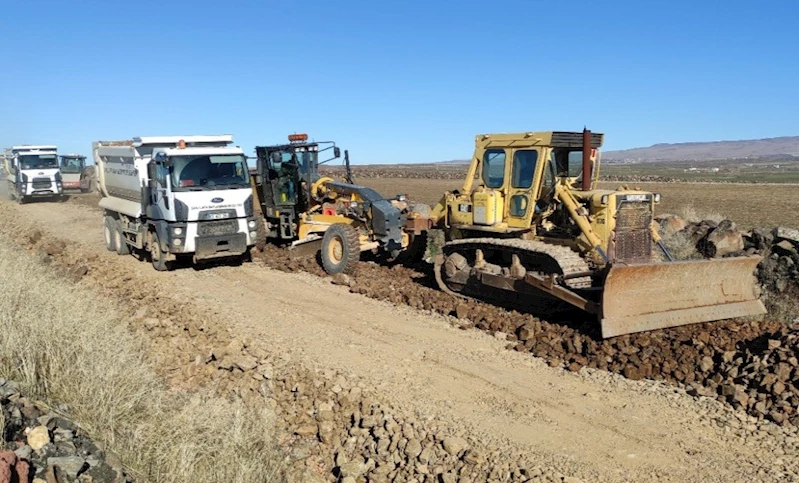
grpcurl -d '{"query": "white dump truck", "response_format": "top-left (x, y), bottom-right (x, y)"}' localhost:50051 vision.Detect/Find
top-left (3, 145), bottom-right (64, 202)
top-left (94, 135), bottom-right (257, 270)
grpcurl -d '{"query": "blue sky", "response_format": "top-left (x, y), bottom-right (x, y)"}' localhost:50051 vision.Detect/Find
top-left (1, 0), bottom-right (797, 163)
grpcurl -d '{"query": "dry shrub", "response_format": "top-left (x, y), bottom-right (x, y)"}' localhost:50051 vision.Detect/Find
top-left (0, 238), bottom-right (284, 482)
top-left (659, 230), bottom-right (702, 261)
top-left (676, 205), bottom-right (725, 224)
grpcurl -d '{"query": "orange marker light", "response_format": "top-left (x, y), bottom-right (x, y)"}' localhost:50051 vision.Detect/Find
top-left (288, 133), bottom-right (308, 142)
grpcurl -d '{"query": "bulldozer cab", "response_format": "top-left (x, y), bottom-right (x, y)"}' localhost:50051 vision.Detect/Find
top-left (441, 131), bottom-right (603, 232)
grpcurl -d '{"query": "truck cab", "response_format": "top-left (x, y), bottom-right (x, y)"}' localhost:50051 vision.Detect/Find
top-left (94, 135), bottom-right (257, 270)
top-left (4, 145), bottom-right (64, 203)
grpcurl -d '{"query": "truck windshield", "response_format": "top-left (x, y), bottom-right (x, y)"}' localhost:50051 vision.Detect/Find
top-left (19, 154), bottom-right (58, 170)
top-left (59, 157), bottom-right (85, 173)
top-left (170, 154), bottom-right (250, 190)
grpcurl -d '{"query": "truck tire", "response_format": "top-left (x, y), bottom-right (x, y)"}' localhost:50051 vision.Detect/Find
top-left (104, 216), bottom-right (117, 252)
top-left (150, 231), bottom-right (170, 272)
top-left (320, 223), bottom-right (360, 275)
top-left (115, 222), bottom-right (130, 256)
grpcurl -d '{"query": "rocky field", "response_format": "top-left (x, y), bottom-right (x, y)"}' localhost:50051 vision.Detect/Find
top-left (1, 379), bottom-right (131, 483)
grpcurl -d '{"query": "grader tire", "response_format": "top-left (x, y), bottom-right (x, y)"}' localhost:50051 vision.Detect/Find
top-left (320, 223), bottom-right (360, 275)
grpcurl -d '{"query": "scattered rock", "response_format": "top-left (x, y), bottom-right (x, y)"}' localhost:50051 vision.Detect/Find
top-left (27, 426), bottom-right (51, 451)
top-left (442, 437), bottom-right (468, 456)
top-left (699, 219), bottom-right (744, 257)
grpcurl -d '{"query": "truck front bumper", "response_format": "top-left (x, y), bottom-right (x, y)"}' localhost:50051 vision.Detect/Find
top-left (25, 183), bottom-right (63, 197)
top-left (193, 233), bottom-right (248, 261)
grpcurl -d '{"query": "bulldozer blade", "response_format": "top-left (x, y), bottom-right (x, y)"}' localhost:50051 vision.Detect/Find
top-left (288, 236), bottom-right (323, 259)
top-left (600, 256), bottom-right (766, 338)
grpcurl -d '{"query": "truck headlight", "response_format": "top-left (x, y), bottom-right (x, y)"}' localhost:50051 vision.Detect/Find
top-left (173, 238), bottom-right (182, 246)
top-left (248, 220), bottom-right (256, 229)
top-left (173, 227), bottom-right (183, 236)
top-left (250, 231), bottom-right (257, 239)
top-left (600, 195), bottom-right (609, 205)
top-left (653, 193), bottom-right (661, 203)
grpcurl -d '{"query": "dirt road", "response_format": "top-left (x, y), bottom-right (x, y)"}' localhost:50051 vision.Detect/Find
top-left (1, 193), bottom-right (796, 482)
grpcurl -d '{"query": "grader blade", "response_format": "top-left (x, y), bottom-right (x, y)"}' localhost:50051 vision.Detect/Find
top-left (288, 235), bottom-right (323, 259)
top-left (600, 256), bottom-right (766, 338)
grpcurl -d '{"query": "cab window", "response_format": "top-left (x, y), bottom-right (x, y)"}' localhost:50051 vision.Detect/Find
top-left (552, 149), bottom-right (586, 178)
top-left (482, 149), bottom-right (506, 188)
top-left (511, 150), bottom-right (538, 189)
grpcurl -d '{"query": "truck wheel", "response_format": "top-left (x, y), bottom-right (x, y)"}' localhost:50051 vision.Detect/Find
top-left (320, 223), bottom-right (360, 274)
top-left (115, 223), bottom-right (130, 256)
top-left (104, 216), bottom-right (118, 252)
top-left (150, 232), bottom-right (170, 271)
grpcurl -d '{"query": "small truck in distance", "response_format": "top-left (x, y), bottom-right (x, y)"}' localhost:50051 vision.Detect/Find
top-left (94, 135), bottom-right (257, 270)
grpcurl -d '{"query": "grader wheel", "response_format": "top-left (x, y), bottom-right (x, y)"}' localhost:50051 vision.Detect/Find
top-left (321, 223), bottom-right (360, 274)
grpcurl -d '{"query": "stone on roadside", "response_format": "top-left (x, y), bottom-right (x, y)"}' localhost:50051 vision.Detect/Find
top-left (27, 426), bottom-right (50, 451)
top-left (442, 436), bottom-right (469, 456)
top-left (655, 214), bottom-right (687, 235)
top-left (700, 219), bottom-right (744, 257)
top-left (773, 227), bottom-right (799, 244)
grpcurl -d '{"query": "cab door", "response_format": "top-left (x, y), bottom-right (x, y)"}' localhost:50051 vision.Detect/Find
top-left (505, 148), bottom-right (541, 229)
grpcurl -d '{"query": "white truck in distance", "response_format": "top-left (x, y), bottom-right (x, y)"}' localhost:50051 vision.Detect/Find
top-left (3, 145), bottom-right (64, 203)
top-left (94, 135), bottom-right (257, 271)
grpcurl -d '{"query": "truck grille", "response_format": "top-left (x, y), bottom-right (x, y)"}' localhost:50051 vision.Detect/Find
top-left (198, 220), bottom-right (238, 237)
top-left (32, 178), bottom-right (51, 189)
top-left (615, 201), bottom-right (652, 263)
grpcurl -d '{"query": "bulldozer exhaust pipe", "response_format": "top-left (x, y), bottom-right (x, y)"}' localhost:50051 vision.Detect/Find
top-left (582, 128), bottom-right (592, 191)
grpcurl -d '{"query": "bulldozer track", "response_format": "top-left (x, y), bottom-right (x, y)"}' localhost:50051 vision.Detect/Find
top-left (439, 237), bottom-right (593, 289)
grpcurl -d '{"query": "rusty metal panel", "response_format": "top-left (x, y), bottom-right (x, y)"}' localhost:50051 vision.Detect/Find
top-left (600, 256), bottom-right (766, 338)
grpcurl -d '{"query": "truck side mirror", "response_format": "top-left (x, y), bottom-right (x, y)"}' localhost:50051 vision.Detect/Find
top-left (334, 147), bottom-right (341, 158)
top-left (147, 162), bottom-right (157, 186)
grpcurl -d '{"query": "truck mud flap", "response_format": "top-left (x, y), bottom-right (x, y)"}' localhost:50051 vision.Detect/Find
top-left (194, 233), bottom-right (247, 261)
top-left (600, 256), bottom-right (766, 338)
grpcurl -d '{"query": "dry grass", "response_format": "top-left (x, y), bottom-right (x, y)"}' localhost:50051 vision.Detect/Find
top-left (674, 205), bottom-right (726, 225)
top-left (0, 237), bottom-right (284, 482)
top-left (659, 230), bottom-right (702, 261)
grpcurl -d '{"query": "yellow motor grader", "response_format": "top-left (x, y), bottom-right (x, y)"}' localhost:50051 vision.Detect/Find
top-left (430, 129), bottom-right (766, 338)
top-left (251, 134), bottom-right (428, 274)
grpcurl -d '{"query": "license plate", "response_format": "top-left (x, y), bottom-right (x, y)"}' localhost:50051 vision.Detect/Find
top-left (209, 213), bottom-right (230, 220)
top-left (626, 194), bottom-right (648, 202)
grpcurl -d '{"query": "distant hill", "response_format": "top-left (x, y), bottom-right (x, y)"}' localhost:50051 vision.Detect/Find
top-left (603, 136), bottom-right (799, 162)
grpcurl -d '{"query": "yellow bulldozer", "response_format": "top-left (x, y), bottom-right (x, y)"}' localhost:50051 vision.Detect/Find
top-left (430, 129), bottom-right (766, 338)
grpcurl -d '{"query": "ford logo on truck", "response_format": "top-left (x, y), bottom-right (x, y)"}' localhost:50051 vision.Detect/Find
top-left (211, 197), bottom-right (224, 203)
